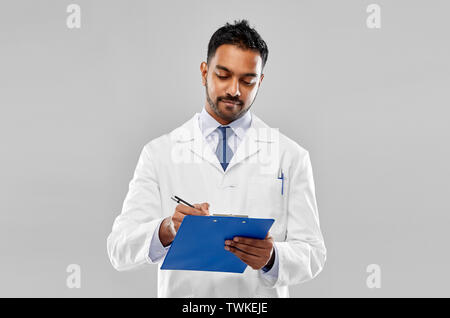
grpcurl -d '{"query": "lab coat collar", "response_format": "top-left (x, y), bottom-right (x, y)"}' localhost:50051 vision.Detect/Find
top-left (171, 111), bottom-right (277, 173)
top-left (198, 107), bottom-right (252, 142)
top-left (173, 112), bottom-right (276, 142)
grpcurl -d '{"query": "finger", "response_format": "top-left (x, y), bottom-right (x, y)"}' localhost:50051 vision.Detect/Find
top-left (199, 202), bottom-right (210, 215)
top-left (172, 213), bottom-right (184, 224)
top-left (171, 213), bottom-right (182, 225)
top-left (225, 240), bottom-right (267, 256)
top-left (232, 236), bottom-right (272, 249)
top-left (194, 203), bottom-right (209, 216)
top-left (226, 246), bottom-right (260, 264)
top-left (176, 203), bottom-right (205, 216)
top-left (226, 242), bottom-right (261, 257)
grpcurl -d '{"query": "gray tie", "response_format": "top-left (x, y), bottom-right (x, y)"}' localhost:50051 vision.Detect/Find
top-left (215, 126), bottom-right (234, 171)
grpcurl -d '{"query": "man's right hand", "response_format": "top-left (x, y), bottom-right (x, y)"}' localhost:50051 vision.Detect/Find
top-left (159, 202), bottom-right (210, 247)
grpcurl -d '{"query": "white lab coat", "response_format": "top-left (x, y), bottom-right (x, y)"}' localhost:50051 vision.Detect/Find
top-left (107, 112), bottom-right (326, 297)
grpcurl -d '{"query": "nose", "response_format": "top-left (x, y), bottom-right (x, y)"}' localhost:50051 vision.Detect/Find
top-left (225, 77), bottom-right (241, 98)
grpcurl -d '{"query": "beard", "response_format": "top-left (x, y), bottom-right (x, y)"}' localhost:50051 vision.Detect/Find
top-left (205, 80), bottom-right (254, 123)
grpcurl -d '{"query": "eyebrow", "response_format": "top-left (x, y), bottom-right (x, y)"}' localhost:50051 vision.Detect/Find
top-left (215, 65), bottom-right (258, 77)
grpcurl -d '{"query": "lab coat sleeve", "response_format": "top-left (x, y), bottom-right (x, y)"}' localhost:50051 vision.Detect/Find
top-left (265, 150), bottom-right (326, 288)
top-left (107, 144), bottom-right (165, 271)
top-left (259, 244), bottom-right (279, 285)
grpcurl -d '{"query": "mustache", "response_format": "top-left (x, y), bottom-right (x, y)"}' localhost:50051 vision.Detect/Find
top-left (218, 97), bottom-right (243, 105)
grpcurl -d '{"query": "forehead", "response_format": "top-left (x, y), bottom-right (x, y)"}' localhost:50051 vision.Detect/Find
top-left (210, 44), bottom-right (262, 75)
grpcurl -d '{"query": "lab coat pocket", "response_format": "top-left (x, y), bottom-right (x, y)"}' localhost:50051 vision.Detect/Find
top-left (246, 175), bottom-right (286, 219)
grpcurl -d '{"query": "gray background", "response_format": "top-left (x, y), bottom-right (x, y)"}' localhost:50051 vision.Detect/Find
top-left (1, 0), bottom-right (449, 297)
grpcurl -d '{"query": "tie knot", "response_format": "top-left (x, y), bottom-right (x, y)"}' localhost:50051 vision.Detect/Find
top-left (217, 126), bottom-right (231, 137)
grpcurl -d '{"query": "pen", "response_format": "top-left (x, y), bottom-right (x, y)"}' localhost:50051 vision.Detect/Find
top-left (278, 168), bottom-right (284, 195)
top-left (170, 196), bottom-right (248, 218)
top-left (171, 195), bottom-right (195, 208)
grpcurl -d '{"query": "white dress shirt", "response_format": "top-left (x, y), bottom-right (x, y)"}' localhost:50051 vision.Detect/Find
top-left (148, 107), bottom-right (279, 280)
top-left (198, 106), bottom-right (252, 156)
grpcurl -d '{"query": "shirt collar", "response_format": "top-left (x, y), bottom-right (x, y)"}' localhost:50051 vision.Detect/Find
top-left (198, 106), bottom-right (252, 140)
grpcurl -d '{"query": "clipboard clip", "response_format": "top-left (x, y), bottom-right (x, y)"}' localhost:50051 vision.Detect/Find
top-left (212, 213), bottom-right (248, 218)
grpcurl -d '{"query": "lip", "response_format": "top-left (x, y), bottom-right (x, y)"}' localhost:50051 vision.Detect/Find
top-left (221, 100), bottom-right (240, 106)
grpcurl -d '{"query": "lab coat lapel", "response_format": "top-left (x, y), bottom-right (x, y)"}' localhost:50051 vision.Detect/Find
top-left (226, 114), bottom-right (277, 172)
top-left (171, 113), bottom-right (277, 174)
top-left (172, 113), bottom-right (224, 173)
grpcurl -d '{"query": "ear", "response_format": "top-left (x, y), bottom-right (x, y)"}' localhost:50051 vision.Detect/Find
top-left (258, 73), bottom-right (264, 87)
top-left (200, 62), bottom-right (208, 86)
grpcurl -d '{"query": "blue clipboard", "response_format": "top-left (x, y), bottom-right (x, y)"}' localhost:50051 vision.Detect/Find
top-left (161, 215), bottom-right (274, 273)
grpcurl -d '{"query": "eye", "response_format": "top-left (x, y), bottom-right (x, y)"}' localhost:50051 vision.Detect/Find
top-left (241, 80), bottom-right (255, 86)
top-left (216, 74), bottom-right (254, 86)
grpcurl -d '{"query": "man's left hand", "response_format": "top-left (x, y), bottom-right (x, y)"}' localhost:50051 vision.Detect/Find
top-left (225, 235), bottom-right (275, 270)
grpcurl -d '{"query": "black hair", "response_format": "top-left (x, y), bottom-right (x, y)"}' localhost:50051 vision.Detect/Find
top-left (207, 19), bottom-right (269, 70)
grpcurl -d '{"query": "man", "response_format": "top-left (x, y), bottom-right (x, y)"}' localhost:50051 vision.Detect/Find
top-left (107, 20), bottom-right (326, 297)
